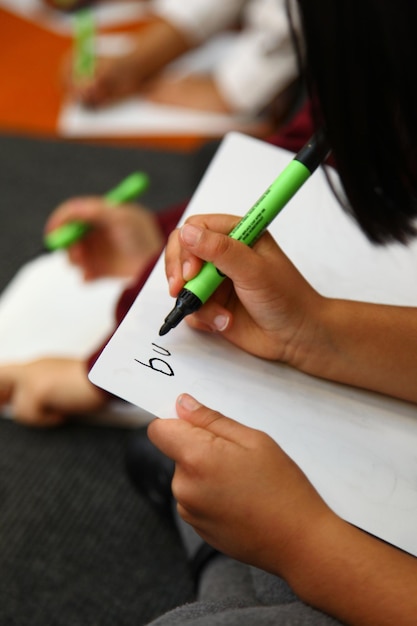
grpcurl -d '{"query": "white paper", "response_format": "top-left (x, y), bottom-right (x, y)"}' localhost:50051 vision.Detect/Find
top-left (59, 97), bottom-right (253, 137)
top-left (90, 132), bottom-right (417, 556)
top-left (0, 251), bottom-right (126, 362)
top-left (0, 252), bottom-right (151, 426)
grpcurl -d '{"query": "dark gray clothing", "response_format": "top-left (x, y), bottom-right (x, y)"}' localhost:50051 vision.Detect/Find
top-left (148, 554), bottom-right (342, 625)
top-left (147, 510), bottom-right (343, 626)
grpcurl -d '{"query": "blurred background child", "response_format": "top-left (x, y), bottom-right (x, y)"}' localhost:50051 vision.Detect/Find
top-left (61, 0), bottom-right (301, 122)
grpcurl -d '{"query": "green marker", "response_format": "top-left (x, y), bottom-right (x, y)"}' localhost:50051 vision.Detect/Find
top-left (159, 132), bottom-right (330, 336)
top-left (73, 8), bottom-right (95, 81)
top-left (44, 171), bottom-right (150, 251)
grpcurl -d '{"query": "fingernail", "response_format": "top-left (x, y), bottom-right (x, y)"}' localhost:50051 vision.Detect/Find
top-left (213, 314), bottom-right (229, 332)
top-left (178, 393), bottom-right (201, 411)
top-left (168, 276), bottom-right (175, 294)
top-left (182, 261), bottom-right (192, 281)
top-left (181, 224), bottom-right (202, 246)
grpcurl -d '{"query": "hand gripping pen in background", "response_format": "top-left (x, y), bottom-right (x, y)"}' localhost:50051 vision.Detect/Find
top-left (44, 172), bottom-right (150, 250)
top-left (159, 132), bottom-right (330, 336)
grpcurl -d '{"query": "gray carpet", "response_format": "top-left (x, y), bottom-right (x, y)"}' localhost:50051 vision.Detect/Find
top-left (0, 133), bottom-right (218, 625)
top-left (0, 420), bottom-right (194, 625)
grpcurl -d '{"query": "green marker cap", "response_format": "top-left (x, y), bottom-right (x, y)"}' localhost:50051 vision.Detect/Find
top-left (105, 171), bottom-right (150, 205)
top-left (44, 171), bottom-right (150, 251)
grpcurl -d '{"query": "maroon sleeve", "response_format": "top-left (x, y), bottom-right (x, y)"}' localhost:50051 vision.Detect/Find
top-left (267, 99), bottom-right (315, 153)
top-left (267, 99), bottom-right (335, 167)
top-left (87, 201), bottom-right (186, 376)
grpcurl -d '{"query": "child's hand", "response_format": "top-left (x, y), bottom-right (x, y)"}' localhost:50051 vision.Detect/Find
top-left (60, 19), bottom-right (189, 108)
top-left (143, 74), bottom-right (231, 114)
top-left (164, 214), bottom-right (326, 367)
top-left (45, 198), bottom-right (164, 281)
top-left (148, 393), bottom-right (334, 577)
top-left (61, 53), bottom-right (148, 108)
top-left (150, 395), bottom-right (417, 626)
top-left (0, 358), bottom-right (107, 427)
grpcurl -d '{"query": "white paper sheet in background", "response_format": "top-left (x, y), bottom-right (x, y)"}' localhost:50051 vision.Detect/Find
top-left (59, 98), bottom-right (252, 137)
top-left (0, 251), bottom-right (125, 362)
top-left (0, 252), bottom-right (149, 426)
top-left (90, 132), bottom-right (417, 557)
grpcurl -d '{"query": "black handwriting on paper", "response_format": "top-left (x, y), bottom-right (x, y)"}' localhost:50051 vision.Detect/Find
top-left (135, 343), bottom-right (174, 376)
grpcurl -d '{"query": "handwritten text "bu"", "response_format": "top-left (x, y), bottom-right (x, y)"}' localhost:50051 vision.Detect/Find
top-left (135, 343), bottom-right (174, 376)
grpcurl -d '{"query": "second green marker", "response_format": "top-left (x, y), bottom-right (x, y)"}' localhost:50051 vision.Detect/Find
top-left (44, 171), bottom-right (150, 251)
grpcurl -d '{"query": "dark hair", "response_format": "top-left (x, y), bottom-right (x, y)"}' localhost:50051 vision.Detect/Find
top-left (290, 0), bottom-right (417, 244)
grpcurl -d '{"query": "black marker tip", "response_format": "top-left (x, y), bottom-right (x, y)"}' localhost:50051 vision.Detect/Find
top-left (159, 303), bottom-right (182, 336)
top-left (159, 322), bottom-right (171, 336)
top-left (159, 306), bottom-right (184, 335)
top-left (159, 289), bottom-right (203, 336)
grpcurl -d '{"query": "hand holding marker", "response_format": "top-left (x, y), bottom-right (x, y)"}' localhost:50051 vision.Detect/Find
top-left (44, 172), bottom-right (150, 250)
top-left (159, 132), bottom-right (330, 336)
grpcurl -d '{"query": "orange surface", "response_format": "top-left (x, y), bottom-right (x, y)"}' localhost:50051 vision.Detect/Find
top-left (0, 9), bottom-right (70, 136)
top-left (0, 8), bottom-right (208, 150)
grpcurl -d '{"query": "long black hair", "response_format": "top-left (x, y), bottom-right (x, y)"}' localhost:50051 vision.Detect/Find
top-left (290, 0), bottom-right (417, 244)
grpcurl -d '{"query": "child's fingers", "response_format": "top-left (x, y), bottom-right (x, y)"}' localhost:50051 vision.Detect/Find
top-left (45, 197), bottom-right (105, 233)
top-left (164, 227), bottom-right (190, 296)
top-left (176, 393), bottom-right (243, 438)
top-left (178, 222), bottom-right (257, 286)
top-left (148, 394), bottom-right (254, 463)
top-left (164, 214), bottom-right (241, 296)
top-left (0, 370), bottom-right (13, 406)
